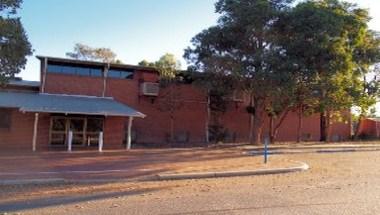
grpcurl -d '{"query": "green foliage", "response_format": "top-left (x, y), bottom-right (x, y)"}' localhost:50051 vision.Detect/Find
top-left (138, 59), bottom-right (155, 67)
top-left (0, 0), bottom-right (32, 84)
top-left (185, 0), bottom-right (295, 143)
top-left (66, 43), bottom-right (121, 63)
top-left (275, 0), bottom-right (380, 130)
top-left (138, 53), bottom-right (181, 85)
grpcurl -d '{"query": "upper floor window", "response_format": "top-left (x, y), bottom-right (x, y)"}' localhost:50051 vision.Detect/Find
top-left (107, 68), bottom-right (134, 79)
top-left (47, 63), bottom-right (103, 77)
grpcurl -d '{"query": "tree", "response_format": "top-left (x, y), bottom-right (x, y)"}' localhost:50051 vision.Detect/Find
top-left (138, 59), bottom-right (155, 67)
top-left (185, 0), bottom-right (294, 144)
top-left (138, 53), bottom-right (181, 81)
top-left (66, 43), bottom-right (121, 63)
top-left (0, 0), bottom-right (32, 84)
top-left (275, 0), bottom-right (380, 142)
top-left (140, 53), bottom-right (183, 143)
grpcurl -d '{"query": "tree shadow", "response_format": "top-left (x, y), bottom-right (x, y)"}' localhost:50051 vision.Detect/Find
top-left (0, 186), bottom-right (167, 213)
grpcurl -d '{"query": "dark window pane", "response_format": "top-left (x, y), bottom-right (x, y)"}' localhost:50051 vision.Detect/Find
top-left (87, 133), bottom-right (99, 146)
top-left (62, 65), bottom-right (76, 75)
top-left (76, 67), bottom-right (90, 76)
top-left (70, 119), bottom-right (84, 132)
top-left (52, 118), bottom-right (66, 131)
top-left (107, 70), bottom-right (121, 78)
top-left (0, 109), bottom-right (11, 129)
top-left (72, 134), bottom-right (84, 145)
top-left (108, 68), bottom-right (134, 79)
top-left (87, 118), bottom-right (103, 132)
top-left (90, 68), bottom-right (103, 77)
top-left (47, 64), bottom-right (63, 73)
top-left (120, 71), bottom-right (134, 79)
top-left (51, 133), bottom-right (66, 145)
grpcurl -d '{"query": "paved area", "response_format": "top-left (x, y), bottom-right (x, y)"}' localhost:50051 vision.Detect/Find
top-left (1, 149), bottom-right (380, 214)
top-left (0, 148), bottom-right (295, 181)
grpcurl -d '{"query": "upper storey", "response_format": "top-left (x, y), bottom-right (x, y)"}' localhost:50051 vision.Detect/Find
top-left (37, 56), bottom-right (159, 99)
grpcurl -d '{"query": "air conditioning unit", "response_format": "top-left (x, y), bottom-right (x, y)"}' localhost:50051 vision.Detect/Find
top-left (140, 82), bottom-right (159, 96)
top-left (232, 91), bottom-right (244, 102)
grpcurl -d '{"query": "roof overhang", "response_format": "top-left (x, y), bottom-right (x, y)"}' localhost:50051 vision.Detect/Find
top-left (0, 91), bottom-right (145, 118)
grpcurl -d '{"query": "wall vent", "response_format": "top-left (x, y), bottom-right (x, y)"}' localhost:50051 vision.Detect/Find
top-left (140, 82), bottom-right (159, 96)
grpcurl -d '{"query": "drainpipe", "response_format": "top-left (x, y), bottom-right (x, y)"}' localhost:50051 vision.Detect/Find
top-left (102, 63), bottom-right (110, 97)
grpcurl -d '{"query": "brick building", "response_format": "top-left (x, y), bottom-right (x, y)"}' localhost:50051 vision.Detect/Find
top-left (0, 56), bottom-right (351, 151)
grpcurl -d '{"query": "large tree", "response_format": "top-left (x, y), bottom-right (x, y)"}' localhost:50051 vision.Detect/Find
top-left (184, 0), bottom-right (294, 144)
top-left (66, 43), bottom-right (121, 63)
top-left (275, 0), bottom-right (380, 141)
top-left (0, 0), bottom-right (32, 84)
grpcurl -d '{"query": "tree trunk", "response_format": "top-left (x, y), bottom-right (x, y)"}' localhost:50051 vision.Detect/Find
top-left (269, 116), bottom-right (274, 143)
top-left (170, 114), bottom-right (174, 143)
top-left (270, 109), bottom-right (290, 143)
top-left (297, 106), bottom-right (303, 143)
top-left (248, 94), bottom-right (254, 144)
top-left (205, 93), bottom-right (210, 144)
top-left (325, 111), bottom-right (331, 142)
top-left (354, 114), bottom-right (364, 140)
top-left (252, 99), bottom-right (265, 145)
top-left (320, 111), bottom-right (327, 142)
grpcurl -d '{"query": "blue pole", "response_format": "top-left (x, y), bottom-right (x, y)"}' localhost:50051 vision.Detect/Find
top-left (264, 137), bottom-right (269, 164)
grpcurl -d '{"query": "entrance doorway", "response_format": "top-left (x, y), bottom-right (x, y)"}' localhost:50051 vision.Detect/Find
top-left (50, 116), bottom-right (104, 147)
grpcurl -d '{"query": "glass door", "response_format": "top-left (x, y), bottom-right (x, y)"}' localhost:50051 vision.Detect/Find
top-left (69, 118), bottom-right (85, 146)
top-left (50, 117), bottom-right (67, 145)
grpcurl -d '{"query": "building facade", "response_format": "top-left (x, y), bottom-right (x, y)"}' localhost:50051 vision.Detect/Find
top-left (0, 56), bottom-right (352, 151)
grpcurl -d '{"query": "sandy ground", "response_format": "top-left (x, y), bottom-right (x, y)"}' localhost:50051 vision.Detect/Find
top-left (0, 148), bottom-right (295, 181)
top-left (1, 150), bottom-right (380, 214)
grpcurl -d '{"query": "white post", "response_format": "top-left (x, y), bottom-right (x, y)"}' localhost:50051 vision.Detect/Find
top-left (127, 117), bottom-right (134, 150)
top-left (98, 132), bottom-right (103, 152)
top-left (68, 130), bottom-right (73, 152)
top-left (32, 113), bottom-right (39, 152)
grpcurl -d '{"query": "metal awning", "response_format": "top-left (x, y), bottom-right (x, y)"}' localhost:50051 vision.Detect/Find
top-left (0, 91), bottom-right (145, 117)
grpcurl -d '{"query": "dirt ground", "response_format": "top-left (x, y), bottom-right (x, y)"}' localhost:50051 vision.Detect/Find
top-left (1, 148), bottom-right (380, 214)
top-left (0, 147), bottom-right (295, 181)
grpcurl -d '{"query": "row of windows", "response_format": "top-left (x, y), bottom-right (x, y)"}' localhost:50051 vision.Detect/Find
top-left (47, 64), bottom-right (134, 79)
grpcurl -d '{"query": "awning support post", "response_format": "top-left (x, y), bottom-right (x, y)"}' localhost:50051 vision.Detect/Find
top-left (98, 132), bottom-right (103, 152)
top-left (68, 130), bottom-right (73, 152)
top-left (32, 113), bottom-right (39, 152)
top-left (127, 117), bottom-right (134, 150)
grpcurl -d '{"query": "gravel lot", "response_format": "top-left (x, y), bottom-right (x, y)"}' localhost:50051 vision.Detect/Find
top-left (1, 150), bottom-right (380, 214)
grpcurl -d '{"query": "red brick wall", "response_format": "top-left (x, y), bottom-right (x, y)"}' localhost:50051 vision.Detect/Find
top-left (103, 116), bottom-right (125, 149)
top-left (0, 110), bottom-right (50, 151)
top-left (359, 119), bottom-right (380, 138)
top-left (0, 109), bottom-right (34, 150)
top-left (44, 73), bottom-right (104, 96)
top-left (39, 70), bottom-right (352, 146)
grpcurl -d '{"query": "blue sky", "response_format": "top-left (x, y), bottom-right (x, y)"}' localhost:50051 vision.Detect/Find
top-left (18, 0), bottom-right (380, 81)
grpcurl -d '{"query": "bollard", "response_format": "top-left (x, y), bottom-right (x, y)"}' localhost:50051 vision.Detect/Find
top-left (98, 132), bottom-right (103, 152)
top-left (68, 130), bottom-right (73, 152)
top-left (264, 137), bottom-right (269, 164)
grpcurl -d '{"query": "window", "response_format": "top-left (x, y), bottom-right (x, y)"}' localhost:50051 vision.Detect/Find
top-left (0, 109), bottom-right (11, 129)
top-left (50, 118), bottom-right (66, 145)
top-left (47, 63), bottom-right (104, 77)
top-left (107, 68), bottom-right (134, 79)
top-left (49, 116), bottom-right (104, 147)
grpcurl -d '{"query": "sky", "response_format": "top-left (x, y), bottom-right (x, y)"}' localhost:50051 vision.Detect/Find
top-left (17, 0), bottom-right (380, 82)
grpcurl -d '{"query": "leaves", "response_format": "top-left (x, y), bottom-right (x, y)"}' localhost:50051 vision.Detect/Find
top-left (0, 0), bottom-right (32, 84)
top-left (66, 43), bottom-right (120, 63)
